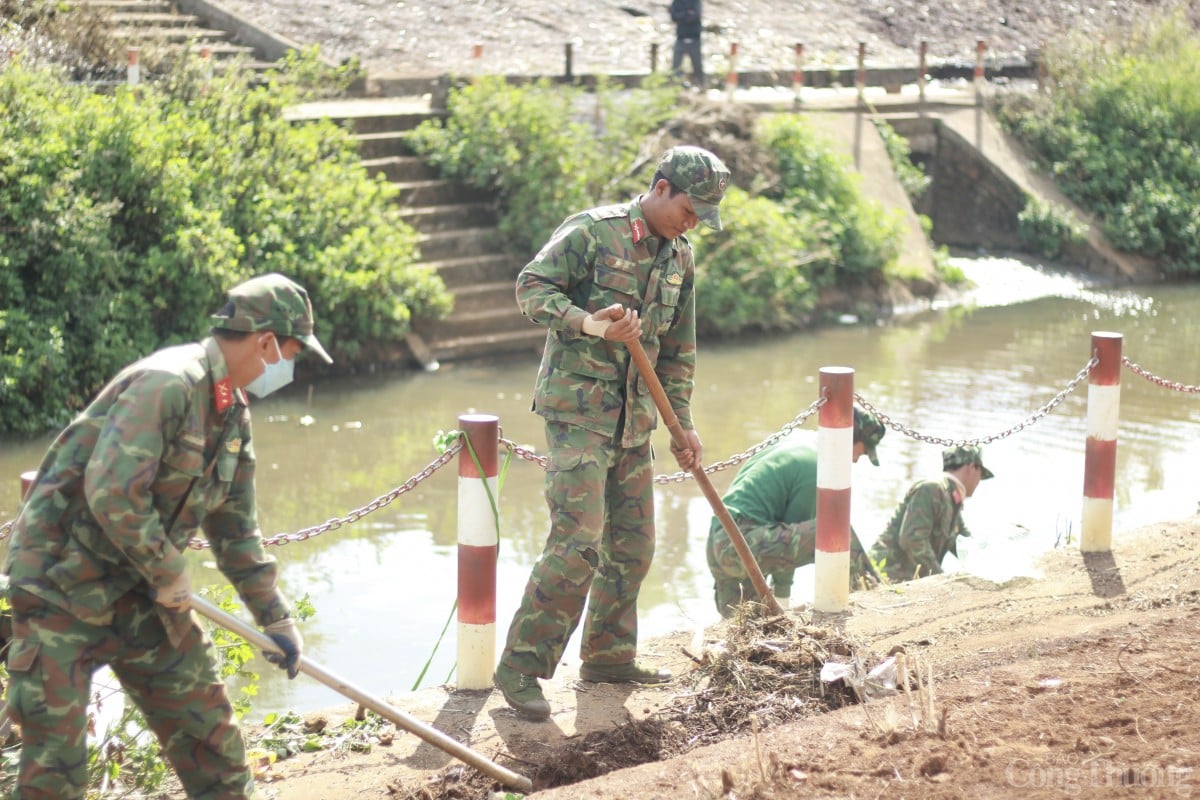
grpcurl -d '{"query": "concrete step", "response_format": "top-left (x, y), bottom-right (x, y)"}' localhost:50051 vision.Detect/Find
top-left (361, 155), bottom-right (439, 183)
top-left (397, 202), bottom-right (497, 232)
top-left (428, 327), bottom-right (546, 363)
top-left (164, 41), bottom-right (257, 60)
top-left (426, 254), bottom-right (516, 288)
top-left (354, 131), bottom-right (412, 160)
top-left (445, 280), bottom-right (515, 314)
top-left (391, 178), bottom-right (478, 207)
top-left (111, 26), bottom-right (230, 43)
top-left (81, 0), bottom-right (173, 12)
top-left (338, 112), bottom-right (443, 136)
top-left (417, 226), bottom-right (502, 262)
top-left (418, 305), bottom-right (530, 342)
top-left (111, 12), bottom-right (202, 27)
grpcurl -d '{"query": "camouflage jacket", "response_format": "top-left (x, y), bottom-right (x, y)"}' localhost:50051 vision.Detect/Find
top-left (516, 198), bottom-right (697, 447)
top-left (4, 337), bottom-right (290, 640)
top-left (870, 474), bottom-right (972, 582)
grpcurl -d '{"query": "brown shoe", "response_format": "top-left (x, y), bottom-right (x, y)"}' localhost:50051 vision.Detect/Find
top-left (579, 660), bottom-right (671, 684)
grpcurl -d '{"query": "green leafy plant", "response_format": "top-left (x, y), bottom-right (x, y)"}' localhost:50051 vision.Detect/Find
top-left (0, 54), bottom-right (451, 434)
top-left (998, 8), bottom-right (1199, 272)
top-left (1017, 197), bottom-right (1086, 259)
top-left (873, 119), bottom-right (931, 200)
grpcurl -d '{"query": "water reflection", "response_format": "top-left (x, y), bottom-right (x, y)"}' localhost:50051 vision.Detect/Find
top-left (1, 256), bottom-right (1198, 715)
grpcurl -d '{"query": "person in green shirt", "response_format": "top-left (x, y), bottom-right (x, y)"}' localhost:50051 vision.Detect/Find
top-left (870, 444), bottom-right (994, 582)
top-left (707, 408), bottom-right (886, 617)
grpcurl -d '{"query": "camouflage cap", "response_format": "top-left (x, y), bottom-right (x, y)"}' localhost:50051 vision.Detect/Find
top-left (658, 145), bottom-right (731, 231)
top-left (942, 444), bottom-right (994, 479)
top-left (853, 407), bottom-right (886, 466)
top-left (211, 273), bottom-right (333, 364)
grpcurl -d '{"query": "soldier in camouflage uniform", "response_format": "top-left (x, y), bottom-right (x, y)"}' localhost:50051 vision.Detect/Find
top-left (3, 273), bottom-right (331, 799)
top-left (707, 408), bottom-right (886, 617)
top-left (869, 444), bottom-right (995, 583)
top-left (494, 146), bottom-right (729, 720)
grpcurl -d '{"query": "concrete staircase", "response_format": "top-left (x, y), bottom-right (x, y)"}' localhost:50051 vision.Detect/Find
top-left (286, 98), bottom-right (546, 367)
top-left (82, 0), bottom-right (267, 71)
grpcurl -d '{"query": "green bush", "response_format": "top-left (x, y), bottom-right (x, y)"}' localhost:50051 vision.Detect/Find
top-left (405, 76), bottom-right (680, 258)
top-left (0, 55), bottom-right (450, 434)
top-left (758, 114), bottom-right (903, 282)
top-left (998, 8), bottom-right (1200, 271)
top-left (1017, 197), bottom-right (1087, 259)
top-left (691, 187), bottom-right (827, 336)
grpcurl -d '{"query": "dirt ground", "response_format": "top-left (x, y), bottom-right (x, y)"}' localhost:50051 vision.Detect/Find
top-left (218, 515), bottom-right (1200, 799)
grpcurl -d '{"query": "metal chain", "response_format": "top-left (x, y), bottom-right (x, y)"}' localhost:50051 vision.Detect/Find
top-left (854, 356), bottom-right (1098, 447)
top-left (1122, 356), bottom-right (1200, 393)
top-left (500, 396), bottom-right (829, 484)
top-left (0, 357), bottom-right (1105, 540)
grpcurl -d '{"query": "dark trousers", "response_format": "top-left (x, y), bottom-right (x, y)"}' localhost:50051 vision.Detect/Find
top-left (672, 37), bottom-right (704, 86)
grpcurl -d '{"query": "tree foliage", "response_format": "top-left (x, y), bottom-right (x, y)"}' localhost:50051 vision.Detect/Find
top-left (999, 8), bottom-right (1200, 272)
top-left (0, 54), bottom-right (450, 434)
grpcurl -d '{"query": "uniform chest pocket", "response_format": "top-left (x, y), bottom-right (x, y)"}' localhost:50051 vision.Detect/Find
top-left (594, 258), bottom-right (640, 300)
top-left (161, 436), bottom-right (204, 479)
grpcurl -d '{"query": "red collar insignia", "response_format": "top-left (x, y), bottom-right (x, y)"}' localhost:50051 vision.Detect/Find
top-left (631, 218), bottom-right (647, 244)
top-left (214, 377), bottom-right (234, 413)
top-left (952, 489), bottom-right (963, 505)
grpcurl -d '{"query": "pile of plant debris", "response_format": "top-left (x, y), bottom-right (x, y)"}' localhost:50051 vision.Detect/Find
top-left (396, 603), bottom-right (878, 800)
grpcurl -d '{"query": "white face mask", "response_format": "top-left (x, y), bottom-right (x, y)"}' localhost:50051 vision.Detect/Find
top-left (245, 335), bottom-right (294, 398)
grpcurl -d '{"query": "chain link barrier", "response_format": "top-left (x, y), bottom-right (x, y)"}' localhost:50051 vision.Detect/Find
top-left (0, 439), bottom-right (463, 550)
top-left (7, 352), bottom-right (1183, 545)
top-left (498, 396), bottom-right (829, 484)
top-left (1122, 356), bottom-right (1200, 394)
top-left (854, 356), bottom-right (1098, 447)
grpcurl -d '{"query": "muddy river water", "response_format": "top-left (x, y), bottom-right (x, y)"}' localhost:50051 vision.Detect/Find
top-left (2, 256), bottom-right (1198, 715)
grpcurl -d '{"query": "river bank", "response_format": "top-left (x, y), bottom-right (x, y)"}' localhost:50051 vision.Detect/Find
top-left (173, 512), bottom-right (1200, 799)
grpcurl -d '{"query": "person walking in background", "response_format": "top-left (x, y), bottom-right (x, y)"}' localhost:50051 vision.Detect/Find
top-left (670, 0), bottom-right (705, 88)
top-left (3, 273), bottom-right (330, 799)
top-left (707, 408), bottom-right (887, 618)
top-left (869, 444), bottom-right (995, 583)
top-left (493, 145), bottom-right (730, 720)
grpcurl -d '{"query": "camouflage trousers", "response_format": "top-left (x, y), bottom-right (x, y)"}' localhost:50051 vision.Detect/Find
top-left (500, 421), bottom-right (655, 678)
top-left (707, 518), bottom-right (871, 617)
top-left (6, 588), bottom-right (256, 800)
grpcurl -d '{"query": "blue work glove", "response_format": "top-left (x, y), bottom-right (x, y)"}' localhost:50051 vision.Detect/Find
top-left (263, 617), bottom-right (303, 679)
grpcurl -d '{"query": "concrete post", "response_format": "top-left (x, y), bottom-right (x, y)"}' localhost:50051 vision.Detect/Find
top-left (456, 414), bottom-right (499, 689)
top-left (793, 43), bottom-right (805, 107)
top-left (855, 42), bottom-right (866, 103)
top-left (564, 42), bottom-right (573, 82)
top-left (127, 47), bottom-right (141, 86)
top-left (918, 40), bottom-right (927, 105)
top-left (815, 367), bottom-right (854, 612)
top-left (725, 42), bottom-right (738, 100)
top-left (974, 38), bottom-right (986, 103)
top-left (200, 45), bottom-right (213, 81)
top-left (650, 42), bottom-right (658, 73)
top-left (20, 471), bottom-right (38, 500)
top-left (1081, 333), bottom-right (1122, 553)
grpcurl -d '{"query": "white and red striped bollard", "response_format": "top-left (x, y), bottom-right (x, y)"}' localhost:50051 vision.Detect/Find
top-left (918, 40), bottom-right (928, 104)
top-left (855, 42), bottom-right (867, 102)
top-left (1081, 332), bottom-right (1122, 552)
top-left (793, 43), bottom-right (805, 106)
top-left (20, 470), bottom-right (38, 500)
top-left (814, 367), bottom-right (855, 612)
top-left (456, 414), bottom-right (499, 689)
top-left (974, 38), bottom-right (986, 102)
top-left (127, 47), bottom-right (141, 86)
top-left (200, 45), bottom-right (213, 81)
top-left (725, 42), bottom-right (738, 100)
